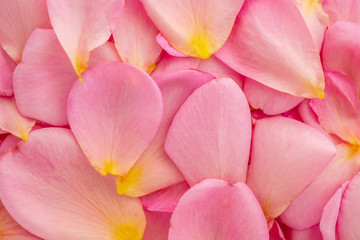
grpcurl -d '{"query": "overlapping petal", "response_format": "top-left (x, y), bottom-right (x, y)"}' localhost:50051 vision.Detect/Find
top-left (0, 47), bottom-right (16, 96)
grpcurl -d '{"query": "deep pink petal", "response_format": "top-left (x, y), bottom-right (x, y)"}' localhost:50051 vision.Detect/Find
top-left (0, 47), bottom-right (16, 96)
top-left (0, 128), bottom-right (146, 240)
top-left (247, 116), bottom-right (336, 221)
top-left (141, 182), bottom-right (190, 212)
top-left (116, 70), bottom-right (213, 197)
top-left (0, 0), bottom-right (51, 63)
top-left (141, 0), bottom-right (244, 59)
top-left (269, 221), bottom-right (286, 240)
top-left (0, 134), bottom-right (20, 155)
top-left (169, 179), bottom-right (269, 240)
top-left (113, 0), bottom-right (162, 73)
top-left (244, 78), bottom-right (304, 115)
top-left (13, 29), bottom-right (77, 126)
top-left (143, 211), bottom-right (171, 240)
top-left (216, 0), bottom-right (325, 98)
top-left (68, 62), bottom-right (163, 176)
top-left (165, 78), bottom-right (252, 186)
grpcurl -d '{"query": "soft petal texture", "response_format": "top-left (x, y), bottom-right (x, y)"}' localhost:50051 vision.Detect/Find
top-left (156, 34), bottom-right (187, 57)
top-left (141, 182), bottom-right (190, 212)
top-left (169, 179), bottom-right (269, 240)
top-left (0, 47), bottom-right (16, 96)
top-left (141, 0), bottom-right (244, 59)
top-left (88, 41), bottom-right (121, 67)
top-left (113, 0), bottom-right (162, 73)
top-left (216, 0), bottom-right (325, 98)
top-left (334, 171), bottom-right (360, 240)
top-left (244, 78), bottom-right (304, 115)
top-left (116, 70), bottom-right (213, 197)
top-left (0, 201), bottom-right (41, 240)
top-left (323, 0), bottom-right (360, 25)
top-left (0, 134), bottom-right (20, 155)
top-left (0, 0), bottom-right (51, 63)
top-left (293, 0), bottom-right (329, 51)
top-left (151, 54), bottom-right (200, 77)
top-left (311, 71), bottom-right (360, 144)
top-left (103, 0), bottom-right (124, 31)
top-left (0, 97), bottom-right (35, 141)
top-left (279, 143), bottom-right (360, 229)
top-left (322, 21), bottom-right (360, 95)
top-left (165, 78), bottom-right (252, 186)
top-left (13, 29), bottom-right (77, 126)
top-left (283, 224), bottom-right (323, 240)
top-left (0, 128), bottom-right (146, 240)
top-left (143, 211), bottom-right (171, 240)
top-left (47, 0), bottom-right (112, 77)
top-left (247, 116), bottom-right (336, 221)
top-left (68, 62), bottom-right (163, 176)
top-left (320, 181), bottom-right (349, 240)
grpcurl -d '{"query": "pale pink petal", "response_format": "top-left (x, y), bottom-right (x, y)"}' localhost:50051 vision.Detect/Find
top-left (322, 21), bottom-right (360, 95)
top-left (156, 34), bottom-right (187, 57)
top-left (283, 224), bottom-right (323, 240)
top-left (216, 0), bottom-right (325, 98)
top-left (0, 0), bottom-right (51, 63)
top-left (310, 71), bottom-right (360, 144)
top-left (247, 116), bottom-right (336, 221)
top-left (323, 0), bottom-right (360, 25)
top-left (293, 0), bottom-right (329, 51)
top-left (0, 128), bottom-right (146, 240)
top-left (13, 29), bottom-right (77, 126)
top-left (169, 179), bottom-right (269, 240)
top-left (143, 211), bottom-right (171, 240)
top-left (0, 201), bottom-right (41, 240)
top-left (116, 70), bottom-right (213, 197)
top-left (165, 78), bottom-right (252, 186)
top-left (88, 41), bottom-right (121, 67)
top-left (113, 0), bottom-right (162, 74)
top-left (279, 143), bottom-right (360, 229)
top-left (197, 56), bottom-right (244, 89)
top-left (0, 134), bottom-right (20, 155)
top-left (0, 47), bottom-right (16, 96)
top-left (141, 0), bottom-right (244, 59)
top-left (0, 97), bottom-right (35, 141)
top-left (244, 78), bottom-right (304, 115)
top-left (151, 54), bottom-right (200, 78)
top-left (47, 0), bottom-right (112, 78)
top-left (320, 181), bottom-right (349, 240)
top-left (296, 99), bottom-right (326, 133)
top-left (103, 0), bottom-right (124, 31)
top-left (141, 182), bottom-right (190, 212)
top-left (335, 172), bottom-right (360, 240)
top-left (68, 62), bottom-right (163, 176)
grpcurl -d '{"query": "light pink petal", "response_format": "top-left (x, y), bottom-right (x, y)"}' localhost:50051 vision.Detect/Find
top-left (216, 0), bottom-right (325, 98)
top-left (156, 34), bottom-right (187, 57)
top-left (279, 143), bottom-right (360, 229)
top-left (0, 134), bottom-right (20, 155)
top-left (197, 56), bottom-right (244, 89)
top-left (323, 0), bottom-right (360, 25)
top-left (103, 0), bottom-right (124, 31)
top-left (116, 70), bottom-right (213, 197)
top-left (322, 21), bottom-right (360, 95)
top-left (335, 172), bottom-right (360, 240)
top-left (47, 0), bottom-right (112, 78)
top-left (283, 224), bottom-right (323, 240)
top-left (0, 201), bottom-right (41, 240)
top-left (13, 29), bottom-right (77, 126)
top-left (244, 78), bottom-right (304, 115)
top-left (113, 0), bottom-right (162, 74)
top-left (293, 0), bottom-right (329, 51)
top-left (0, 128), bottom-right (146, 240)
top-left (143, 211), bottom-right (171, 240)
top-left (296, 99), bottom-right (327, 133)
top-left (0, 97), bottom-right (35, 141)
top-left (169, 179), bottom-right (269, 240)
top-left (310, 71), bottom-right (360, 144)
top-left (141, 182), bottom-right (190, 212)
top-left (0, 47), bottom-right (16, 96)
top-left (88, 41), bottom-right (121, 67)
top-left (141, 0), bottom-right (244, 59)
top-left (0, 0), bottom-right (51, 63)
top-left (68, 62), bottom-right (163, 176)
top-left (151, 54), bottom-right (200, 78)
top-left (247, 116), bottom-right (336, 221)
top-left (320, 181), bottom-right (349, 240)
top-left (165, 78), bottom-right (252, 186)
